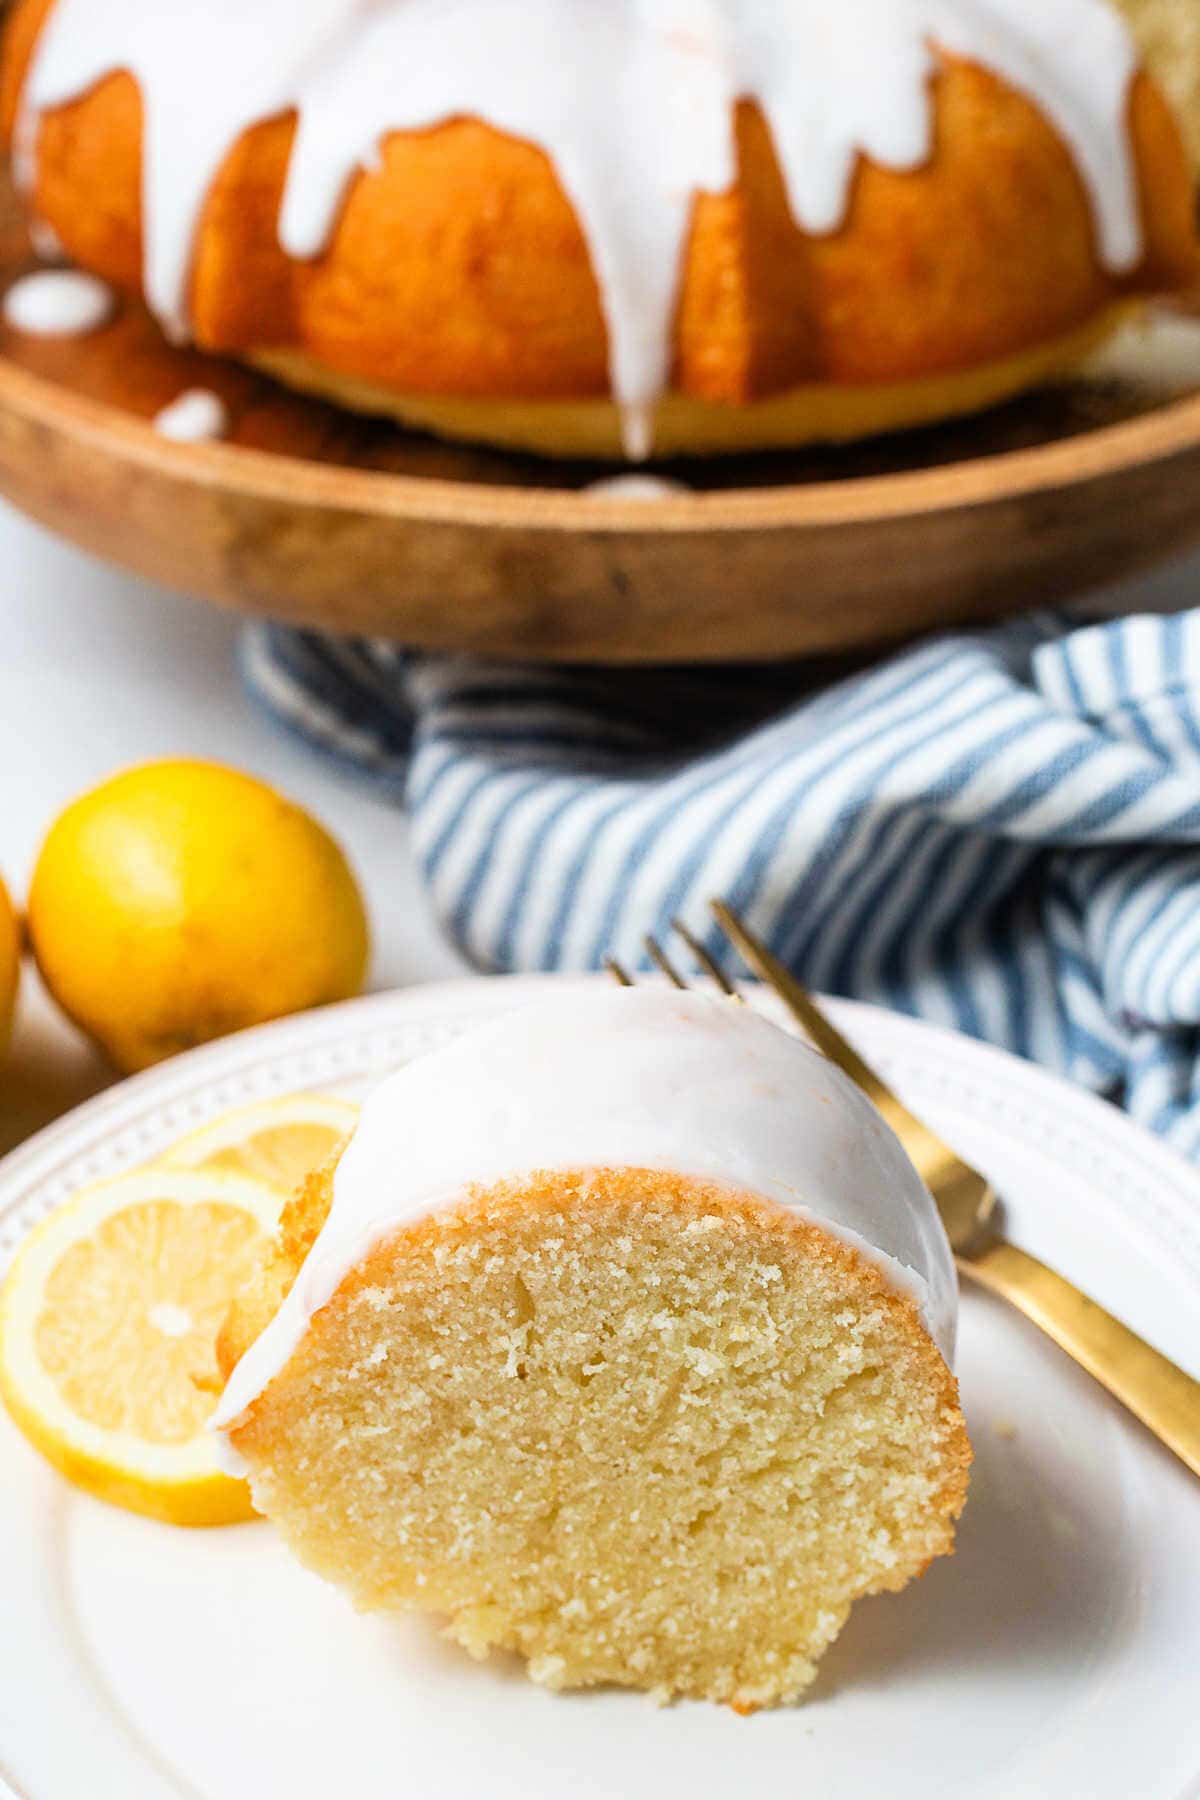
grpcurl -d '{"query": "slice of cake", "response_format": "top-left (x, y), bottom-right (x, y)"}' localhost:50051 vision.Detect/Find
top-left (213, 989), bottom-right (970, 1710)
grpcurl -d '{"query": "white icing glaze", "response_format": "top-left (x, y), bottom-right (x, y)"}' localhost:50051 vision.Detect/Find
top-left (3, 268), bottom-right (113, 335)
top-left (17, 0), bottom-right (1140, 457)
top-left (28, 216), bottom-right (63, 261)
top-left (152, 387), bottom-right (229, 443)
top-left (585, 474), bottom-right (691, 501)
top-left (212, 989), bottom-right (958, 1449)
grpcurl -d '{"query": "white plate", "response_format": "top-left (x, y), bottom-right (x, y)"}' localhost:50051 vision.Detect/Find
top-left (1, 977), bottom-right (1198, 1800)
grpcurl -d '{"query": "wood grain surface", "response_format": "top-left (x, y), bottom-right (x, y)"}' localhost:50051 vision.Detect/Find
top-left (0, 174), bottom-right (1199, 661)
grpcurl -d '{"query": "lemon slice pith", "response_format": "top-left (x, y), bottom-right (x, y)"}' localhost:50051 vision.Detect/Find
top-left (0, 1167), bottom-right (281, 1526)
top-left (159, 1092), bottom-right (359, 1193)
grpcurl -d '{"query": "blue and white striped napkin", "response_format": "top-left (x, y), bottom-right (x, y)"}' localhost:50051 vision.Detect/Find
top-left (244, 608), bottom-right (1200, 1156)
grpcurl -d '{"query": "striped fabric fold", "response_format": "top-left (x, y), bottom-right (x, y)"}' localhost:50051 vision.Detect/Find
top-left (242, 608), bottom-right (1200, 1155)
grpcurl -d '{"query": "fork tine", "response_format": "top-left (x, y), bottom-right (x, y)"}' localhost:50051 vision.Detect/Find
top-left (709, 897), bottom-right (982, 1194)
top-left (644, 935), bottom-right (689, 989)
top-left (710, 899), bottom-right (883, 1096)
top-left (701, 907), bottom-right (1200, 1480)
top-left (605, 956), bottom-right (634, 987)
top-left (671, 918), bottom-right (742, 1001)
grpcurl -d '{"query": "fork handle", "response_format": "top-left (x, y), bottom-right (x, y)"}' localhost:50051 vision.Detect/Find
top-left (960, 1241), bottom-right (1200, 1478)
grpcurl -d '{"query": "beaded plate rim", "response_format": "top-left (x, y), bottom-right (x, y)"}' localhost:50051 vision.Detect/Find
top-left (3, 975), bottom-right (1198, 1296)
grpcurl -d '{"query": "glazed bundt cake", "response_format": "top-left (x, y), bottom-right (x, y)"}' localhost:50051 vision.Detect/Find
top-left (0, 0), bottom-right (1196, 458)
top-left (1114, 0), bottom-right (1200, 180)
top-left (213, 990), bottom-right (970, 1710)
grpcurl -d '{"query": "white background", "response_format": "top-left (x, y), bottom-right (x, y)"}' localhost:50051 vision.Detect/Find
top-left (0, 494), bottom-right (1196, 1158)
top-left (0, 501), bottom-right (466, 1158)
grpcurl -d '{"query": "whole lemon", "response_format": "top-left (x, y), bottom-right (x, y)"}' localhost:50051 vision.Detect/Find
top-left (28, 761), bottom-right (369, 1073)
top-left (0, 874), bottom-right (19, 1053)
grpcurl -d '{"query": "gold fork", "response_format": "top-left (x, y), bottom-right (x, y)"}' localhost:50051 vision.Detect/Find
top-left (606, 901), bottom-right (1200, 1480)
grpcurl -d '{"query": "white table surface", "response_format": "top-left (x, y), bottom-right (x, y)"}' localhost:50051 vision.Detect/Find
top-left (1, 495), bottom-right (1197, 1160)
top-left (0, 501), bottom-right (467, 1159)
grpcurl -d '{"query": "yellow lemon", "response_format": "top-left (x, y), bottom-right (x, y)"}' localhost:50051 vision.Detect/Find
top-left (0, 1167), bottom-right (281, 1525)
top-left (160, 1091), bottom-right (359, 1194)
top-left (0, 873), bottom-right (19, 1053)
top-left (28, 760), bottom-right (369, 1073)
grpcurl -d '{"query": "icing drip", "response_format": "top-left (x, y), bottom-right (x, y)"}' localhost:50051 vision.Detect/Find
top-left (28, 217), bottom-right (63, 260)
top-left (3, 268), bottom-right (114, 335)
top-left (18, 0), bottom-right (1141, 455)
top-left (211, 989), bottom-right (959, 1443)
top-left (152, 387), bottom-right (230, 443)
top-left (585, 474), bottom-right (691, 500)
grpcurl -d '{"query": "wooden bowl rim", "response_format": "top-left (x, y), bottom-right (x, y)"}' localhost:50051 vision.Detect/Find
top-left (4, 344), bottom-right (1200, 533)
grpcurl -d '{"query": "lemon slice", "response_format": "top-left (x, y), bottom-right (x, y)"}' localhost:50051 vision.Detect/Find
top-left (0, 1168), bottom-right (281, 1526)
top-left (159, 1092), bottom-right (359, 1194)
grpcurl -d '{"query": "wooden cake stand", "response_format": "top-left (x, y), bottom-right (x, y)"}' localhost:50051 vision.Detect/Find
top-left (1, 181), bottom-right (1199, 662)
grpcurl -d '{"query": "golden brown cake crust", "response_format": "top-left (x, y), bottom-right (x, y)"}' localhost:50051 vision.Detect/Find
top-left (220, 1160), bottom-right (971, 1490)
top-left (216, 1162), bottom-right (971, 1708)
top-left (1114, 0), bottom-right (1200, 179)
top-left (217, 1158), bottom-right (965, 1413)
top-left (250, 307), bottom-right (1127, 458)
top-left (216, 1155), bottom-right (338, 1387)
top-left (3, 0), bottom-right (1196, 413)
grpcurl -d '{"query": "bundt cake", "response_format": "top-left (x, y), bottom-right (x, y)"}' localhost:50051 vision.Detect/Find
top-left (1113, 0), bottom-right (1200, 181)
top-left (213, 989), bottom-right (970, 1710)
top-left (0, 0), bottom-right (1196, 458)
